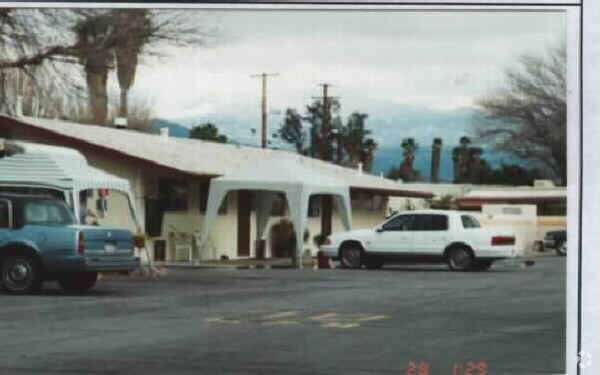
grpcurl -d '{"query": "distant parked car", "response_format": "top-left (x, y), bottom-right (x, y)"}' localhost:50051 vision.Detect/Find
top-left (320, 210), bottom-right (519, 271)
top-left (543, 230), bottom-right (567, 256)
top-left (0, 194), bottom-right (139, 294)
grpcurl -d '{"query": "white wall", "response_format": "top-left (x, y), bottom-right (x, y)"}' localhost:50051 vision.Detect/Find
top-left (388, 196), bottom-right (430, 213)
top-left (474, 205), bottom-right (537, 256)
top-left (476, 204), bottom-right (566, 256)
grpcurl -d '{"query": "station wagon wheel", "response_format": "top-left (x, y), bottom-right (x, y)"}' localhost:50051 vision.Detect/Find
top-left (340, 245), bottom-right (362, 269)
top-left (447, 247), bottom-right (474, 271)
top-left (1, 256), bottom-right (42, 295)
top-left (556, 241), bottom-right (567, 257)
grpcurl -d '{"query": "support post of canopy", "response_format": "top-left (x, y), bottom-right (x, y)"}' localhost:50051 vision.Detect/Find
top-left (255, 191), bottom-right (277, 258)
top-left (200, 181), bottom-right (229, 260)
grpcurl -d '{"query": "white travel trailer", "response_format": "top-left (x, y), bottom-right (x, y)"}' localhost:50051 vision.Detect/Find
top-left (0, 140), bottom-right (140, 229)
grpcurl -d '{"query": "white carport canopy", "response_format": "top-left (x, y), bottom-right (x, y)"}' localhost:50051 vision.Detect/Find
top-left (201, 158), bottom-right (352, 268)
top-left (0, 142), bottom-right (139, 227)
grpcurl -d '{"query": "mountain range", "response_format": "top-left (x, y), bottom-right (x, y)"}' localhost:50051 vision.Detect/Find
top-left (151, 103), bottom-right (529, 182)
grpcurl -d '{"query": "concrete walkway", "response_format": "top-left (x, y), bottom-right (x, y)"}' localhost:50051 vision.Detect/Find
top-left (155, 257), bottom-right (306, 269)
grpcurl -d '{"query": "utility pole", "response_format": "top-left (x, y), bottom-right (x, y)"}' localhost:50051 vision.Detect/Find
top-left (312, 83), bottom-right (339, 162)
top-left (250, 73), bottom-right (279, 148)
top-left (312, 83), bottom-right (339, 239)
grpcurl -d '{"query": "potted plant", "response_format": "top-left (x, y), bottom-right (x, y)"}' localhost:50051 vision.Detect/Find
top-left (134, 231), bottom-right (147, 249)
top-left (313, 233), bottom-right (328, 247)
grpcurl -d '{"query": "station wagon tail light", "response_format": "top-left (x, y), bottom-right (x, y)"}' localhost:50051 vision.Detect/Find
top-left (77, 231), bottom-right (86, 255)
top-left (491, 236), bottom-right (515, 246)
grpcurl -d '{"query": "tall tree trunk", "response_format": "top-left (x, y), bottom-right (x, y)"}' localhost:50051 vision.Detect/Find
top-left (85, 64), bottom-right (109, 125)
top-left (119, 87), bottom-right (128, 118)
top-left (114, 9), bottom-right (148, 121)
top-left (0, 72), bottom-right (7, 114)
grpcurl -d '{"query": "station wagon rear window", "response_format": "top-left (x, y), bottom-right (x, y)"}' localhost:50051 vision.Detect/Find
top-left (24, 200), bottom-right (75, 226)
top-left (0, 200), bottom-right (9, 228)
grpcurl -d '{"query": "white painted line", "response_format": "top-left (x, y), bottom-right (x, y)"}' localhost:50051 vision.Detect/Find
top-left (205, 317), bottom-right (241, 324)
top-left (262, 311), bottom-right (299, 320)
top-left (308, 312), bottom-right (339, 321)
top-left (321, 322), bottom-right (360, 329)
top-left (262, 320), bottom-right (299, 326)
top-left (356, 315), bottom-right (390, 322)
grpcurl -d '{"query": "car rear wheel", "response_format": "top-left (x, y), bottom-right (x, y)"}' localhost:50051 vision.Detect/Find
top-left (447, 247), bottom-right (474, 271)
top-left (58, 272), bottom-right (98, 294)
top-left (556, 241), bottom-right (567, 257)
top-left (1, 256), bottom-right (43, 295)
top-left (340, 245), bottom-right (362, 269)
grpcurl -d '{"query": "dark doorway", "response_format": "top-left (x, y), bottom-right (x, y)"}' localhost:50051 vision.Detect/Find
top-left (237, 190), bottom-right (252, 257)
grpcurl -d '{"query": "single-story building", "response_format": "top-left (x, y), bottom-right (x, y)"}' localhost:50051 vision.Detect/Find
top-left (0, 114), bottom-right (433, 262)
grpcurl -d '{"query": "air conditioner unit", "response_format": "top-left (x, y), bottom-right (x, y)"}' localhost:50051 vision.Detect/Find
top-left (533, 180), bottom-right (555, 188)
top-left (114, 117), bottom-right (128, 129)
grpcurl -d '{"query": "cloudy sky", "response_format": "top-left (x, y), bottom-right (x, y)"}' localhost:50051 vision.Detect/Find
top-left (130, 9), bottom-right (565, 145)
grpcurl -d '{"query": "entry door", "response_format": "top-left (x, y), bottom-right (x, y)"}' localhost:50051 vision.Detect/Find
top-left (237, 191), bottom-right (252, 257)
top-left (370, 214), bottom-right (416, 253)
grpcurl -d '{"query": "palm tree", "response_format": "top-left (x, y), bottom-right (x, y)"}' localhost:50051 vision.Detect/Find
top-left (452, 136), bottom-right (471, 182)
top-left (112, 10), bottom-right (151, 119)
top-left (343, 112), bottom-right (377, 172)
top-left (74, 12), bottom-right (115, 124)
top-left (399, 138), bottom-right (418, 182)
top-left (75, 10), bottom-right (209, 126)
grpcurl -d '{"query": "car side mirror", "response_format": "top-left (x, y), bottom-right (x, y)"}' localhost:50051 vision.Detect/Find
top-left (376, 227), bottom-right (384, 233)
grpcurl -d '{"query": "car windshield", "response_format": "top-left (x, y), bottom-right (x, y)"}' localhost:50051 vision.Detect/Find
top-left (24, 200), bottom-right (76, 226)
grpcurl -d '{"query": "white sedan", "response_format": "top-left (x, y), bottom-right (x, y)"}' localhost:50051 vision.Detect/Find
top-left (320, 210), bottom-right (519, 271)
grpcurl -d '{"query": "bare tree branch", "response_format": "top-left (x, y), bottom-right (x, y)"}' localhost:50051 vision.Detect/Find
top-left (475, 41), bottom-right (566, 184)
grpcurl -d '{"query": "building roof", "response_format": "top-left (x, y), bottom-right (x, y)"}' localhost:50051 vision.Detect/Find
top-left (0, 115), bottom-right (433, 198)
top-left (460, 188), bottom-right (566, 200)
top-left (401, 182), bottom-right (566, 201)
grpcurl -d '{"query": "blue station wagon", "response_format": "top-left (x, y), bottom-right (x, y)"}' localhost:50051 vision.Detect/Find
top-left (0, 194), bottom-right (139, 294)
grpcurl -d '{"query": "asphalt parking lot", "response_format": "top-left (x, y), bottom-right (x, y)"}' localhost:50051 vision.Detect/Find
top-left (0, 257), bottom-right (565, 375)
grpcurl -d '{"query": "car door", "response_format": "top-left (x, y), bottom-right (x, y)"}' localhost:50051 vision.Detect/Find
top-left (411, 214), bottom-right (449, 254)
top-left (371, 214), bottom-right (417, 254)
top-left (0, 199), bottom-right (11, 247)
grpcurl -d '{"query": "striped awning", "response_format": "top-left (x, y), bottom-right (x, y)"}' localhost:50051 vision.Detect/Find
top-left (0, 142), bottom-right (132, 194)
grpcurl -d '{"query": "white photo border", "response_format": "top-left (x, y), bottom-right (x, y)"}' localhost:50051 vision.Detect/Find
top-left (0, 2), bottom-right (587, 374)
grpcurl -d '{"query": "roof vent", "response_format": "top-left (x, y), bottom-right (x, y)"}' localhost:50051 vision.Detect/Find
top-left (160, 127), bottom-right (169, 140)
top-left (114, 117), bottom-right (128, 129)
